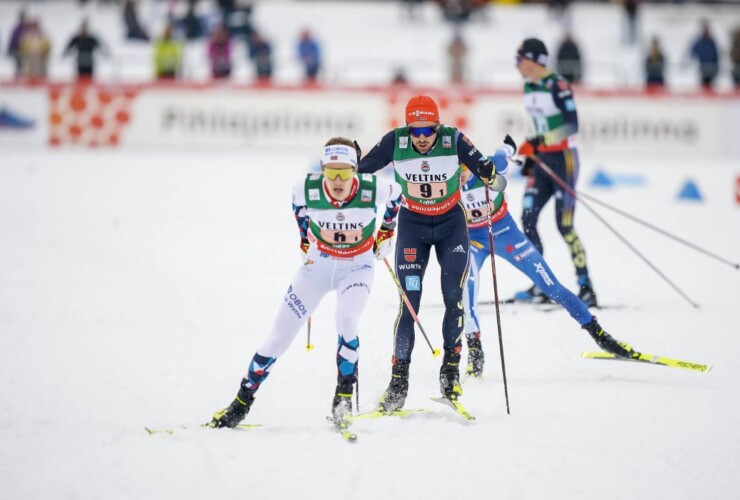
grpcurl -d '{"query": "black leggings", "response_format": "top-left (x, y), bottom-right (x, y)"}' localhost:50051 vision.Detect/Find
top-left (392, 204), bottom-right (470, 361)
top-left (521, 148), bottom-right (590, 279)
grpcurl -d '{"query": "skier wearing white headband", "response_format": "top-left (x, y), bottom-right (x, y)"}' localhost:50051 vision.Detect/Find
top-left (208, 137), bottom-right (403, 436)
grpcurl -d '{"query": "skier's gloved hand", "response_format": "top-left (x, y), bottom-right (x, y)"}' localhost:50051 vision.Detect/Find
top-left (518, 136), bottom-right (543, 157)
top-left (373, 225), bottom-right (394, 261)
top-left (520, 157), bottom-right (536, 176)
top-left (477, 157), bottom-right (497, 185)
top-left (502, 134), bottom-right (517, 158)
top-left (299, 237), bottom-right (310, 259)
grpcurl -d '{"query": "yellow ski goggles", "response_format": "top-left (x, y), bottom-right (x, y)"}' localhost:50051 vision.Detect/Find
top-left (322, 167), bottom-right (356, 181)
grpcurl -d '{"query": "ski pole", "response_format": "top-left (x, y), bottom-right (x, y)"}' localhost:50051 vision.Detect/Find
top-left (306, 316), bottom-right (314, 351)
top-left (528, 155), bottom-right (700, 308)
top-left (382, 257), bottom-right (441, 358)
top-left (355, 365), bottom-right (360, 413)
top-left (484, 186), bottom-right (511, 415)
top-left (537, 168), bottom-right (738, 269)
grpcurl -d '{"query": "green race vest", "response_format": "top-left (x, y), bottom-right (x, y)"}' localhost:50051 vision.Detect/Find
top-left (391, 125), bottom-right (462, 215)
top-left (303, 173), bottom-right (378, 257)
top-left (523, 73), bottom-right (566, 135)
top-left (461, 176), bottom-right (507, 228)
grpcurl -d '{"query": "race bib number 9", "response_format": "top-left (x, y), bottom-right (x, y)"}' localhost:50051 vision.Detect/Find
top-left (407, 181), bottom-right (448, 199)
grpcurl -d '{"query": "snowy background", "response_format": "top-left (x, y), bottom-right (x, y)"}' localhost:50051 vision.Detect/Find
top-left (2, 0), bottom-right (740, 498)
top-left (0, 148), bottom-right (738, 499)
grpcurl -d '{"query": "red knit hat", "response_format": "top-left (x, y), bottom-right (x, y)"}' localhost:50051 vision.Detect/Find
top-left (405, 95), bottom-right (439, 124)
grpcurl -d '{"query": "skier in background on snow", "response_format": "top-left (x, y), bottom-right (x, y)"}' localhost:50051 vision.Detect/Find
top-left (459, 161), bottom-right (639, 379)
top-left (513, 37), bottom-right (598, 308)
top-left (209, 137), bottom-right (403, 430)
top-left (358, 95), bottom-right (504, 412)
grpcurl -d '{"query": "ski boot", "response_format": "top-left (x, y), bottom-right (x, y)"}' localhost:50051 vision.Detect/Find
top-left (209, 385), bottom-right (256, 428)
top-left (331, 378), bottom-right (354, 429)
top-left (465, 333), bottom-right (485, 378)
top-left (378, 359), bottom-right (410, 413)
top-left (512, 285), bottom-right (552, 304)
top-left (439, 349), bottom-right (463, 400)
top-left (577, 276), bottom-right (598, 308)
top-left (583, 319), bottom-right (638, 359)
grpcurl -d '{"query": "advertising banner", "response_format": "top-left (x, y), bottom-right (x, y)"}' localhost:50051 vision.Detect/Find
top-left (0, 84), bottom-right (735, 159)
top-left (121, 88), bottom-right (389, 150)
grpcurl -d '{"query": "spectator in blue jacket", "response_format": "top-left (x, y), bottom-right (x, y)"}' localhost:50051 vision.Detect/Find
top-left (249, 31), bottom-right (273, 82)
top-left (297, 29), bottom-right (321, 83)
top-left (689, 19), bottom-right (720, 90)
top-left (179, 0), bottom-right (205, 41)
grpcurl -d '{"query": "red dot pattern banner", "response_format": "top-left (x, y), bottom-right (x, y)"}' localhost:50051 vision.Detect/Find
top-left (49, 86), bottom-right (137, 147)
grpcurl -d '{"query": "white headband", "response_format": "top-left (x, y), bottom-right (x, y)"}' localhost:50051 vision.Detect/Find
top-left (321, 144), bottom-right (358, 168)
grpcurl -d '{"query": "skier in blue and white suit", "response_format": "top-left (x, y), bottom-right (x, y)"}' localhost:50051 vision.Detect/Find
top-left (460, 147), bottom-right (637, 377)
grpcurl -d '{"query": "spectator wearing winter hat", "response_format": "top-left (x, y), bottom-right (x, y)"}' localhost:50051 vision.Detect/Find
top-left (358, 94), bottom-right (512, 413)
top-left (513, 37), bottom-right (599, 310)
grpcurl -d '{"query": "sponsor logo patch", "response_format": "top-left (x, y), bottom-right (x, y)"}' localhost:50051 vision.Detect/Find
top-left (514, 247), bottom-right (535, 262)
top-left (398, 263), bottom-right (422, 270)
top-left (405, 275), bottom-right (421, 291)
top-left (309, 189), bottom-right (320, 201)
top-left (534, 262), bottom-right (554, 286)
top-left (492, 225), bottom-right (511, 237)
top-left (404, 248), bottom-right (417, 262)
top-left (285, 285), bottom-right (309, 318)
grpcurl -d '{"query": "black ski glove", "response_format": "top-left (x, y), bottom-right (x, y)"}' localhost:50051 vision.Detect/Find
top-left (477, 157), bottom-right (496, 184)
top-left (503, 134), bottom-right (517, 156)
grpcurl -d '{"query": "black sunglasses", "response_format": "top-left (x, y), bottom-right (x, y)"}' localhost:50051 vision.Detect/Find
top-left (409, 125), bottom-right (439, 138)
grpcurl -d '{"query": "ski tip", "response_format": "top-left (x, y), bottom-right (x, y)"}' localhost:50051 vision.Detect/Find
top-left (236, 424), bottom-right (262, 430)
top-left (145, 427), bottom-right (173, 435)
top-left (581, 351), bottom-right (615, 359)
top-left (341, 430), bottom-right (358, 442)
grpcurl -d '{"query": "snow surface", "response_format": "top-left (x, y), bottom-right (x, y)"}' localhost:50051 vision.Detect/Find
top-left (1, 147), bottom-right (738, 499)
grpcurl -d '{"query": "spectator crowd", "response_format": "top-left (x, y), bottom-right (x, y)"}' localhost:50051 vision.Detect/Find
top-left (5, 0), bottom-right (322, 85)
top-left (3, 0), bottom-right (740, 92)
